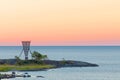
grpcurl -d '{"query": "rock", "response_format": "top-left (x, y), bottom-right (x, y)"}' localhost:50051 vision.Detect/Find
top-left (36, 76), bottom-right (44, 78)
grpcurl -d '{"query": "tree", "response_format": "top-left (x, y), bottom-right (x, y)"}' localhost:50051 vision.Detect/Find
top-left (42, 55), bottom-right (48, 60)
top-left (15, 56), bottom-right (22, 65)
top-left (31, 51), bottom-right (47, 61)
top-left (15, 56), bottom-right (20, 61)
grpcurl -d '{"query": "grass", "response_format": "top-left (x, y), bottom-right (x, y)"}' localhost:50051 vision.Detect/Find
top-left (0, 64), bottom-right (55, 72)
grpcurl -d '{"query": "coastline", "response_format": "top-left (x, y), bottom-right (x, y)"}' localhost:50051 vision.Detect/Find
top-left (0, 59), bottom-right (99, 72)
top-left (0, 59), bottom-right (99, 79)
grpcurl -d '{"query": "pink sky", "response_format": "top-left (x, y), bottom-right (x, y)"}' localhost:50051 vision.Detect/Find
top-left (0, 0), bottom-right (120, 46)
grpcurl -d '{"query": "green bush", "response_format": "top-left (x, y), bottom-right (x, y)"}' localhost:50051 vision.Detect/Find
top-left (31, 51), bottom-right (48, 61)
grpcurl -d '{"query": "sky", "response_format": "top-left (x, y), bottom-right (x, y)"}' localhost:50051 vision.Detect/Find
top-left (0, 0), bottom-right (120, 46)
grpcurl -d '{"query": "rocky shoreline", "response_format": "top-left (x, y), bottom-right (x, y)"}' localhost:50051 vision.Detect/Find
top-left (0, 59), bottom-right (98, 79)
top-left (0, 59), bottom-right (99, 71)
top-left (0, 72), bottom-right (44, 79)
top-left (42, 60), bottom-right (98, 68)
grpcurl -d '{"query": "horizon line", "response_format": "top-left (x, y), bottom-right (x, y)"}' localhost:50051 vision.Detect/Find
top-left (0, 45), bottom-right (120, 47)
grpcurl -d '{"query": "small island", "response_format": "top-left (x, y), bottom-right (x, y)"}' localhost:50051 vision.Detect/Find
top-left (0, 51), bottom-right (98, 72)
top-left (0, 51), bottom-right (98, 79)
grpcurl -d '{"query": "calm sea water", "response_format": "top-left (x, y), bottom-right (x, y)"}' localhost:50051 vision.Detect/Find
top-left (0, 46), bottom-right (120, 80)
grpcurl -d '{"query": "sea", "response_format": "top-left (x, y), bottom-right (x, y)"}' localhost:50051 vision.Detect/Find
top-left (0, 46), bottom-right (120, 80)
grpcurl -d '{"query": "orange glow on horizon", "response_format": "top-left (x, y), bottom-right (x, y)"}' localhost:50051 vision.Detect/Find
top-left (0, 0), bottom-right (120, 46)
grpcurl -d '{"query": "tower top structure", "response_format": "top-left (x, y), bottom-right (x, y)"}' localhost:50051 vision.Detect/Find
top-left (19, 41), bottom-right (31, 60)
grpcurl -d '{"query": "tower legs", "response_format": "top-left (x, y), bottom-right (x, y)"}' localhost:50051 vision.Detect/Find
top-left (25, 56), bottom-right (28, 60)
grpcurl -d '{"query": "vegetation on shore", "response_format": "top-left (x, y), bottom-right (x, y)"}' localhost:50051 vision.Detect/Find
top-left (0, 51), bottom-right (55, 72)
top-left (15, 51), bottom-right (48, 65)
top-left (0, 64), bottom-right (55, 72)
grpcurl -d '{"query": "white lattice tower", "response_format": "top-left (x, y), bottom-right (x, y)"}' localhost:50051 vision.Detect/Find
top-left (22, 41), bottom-right (31, 60)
